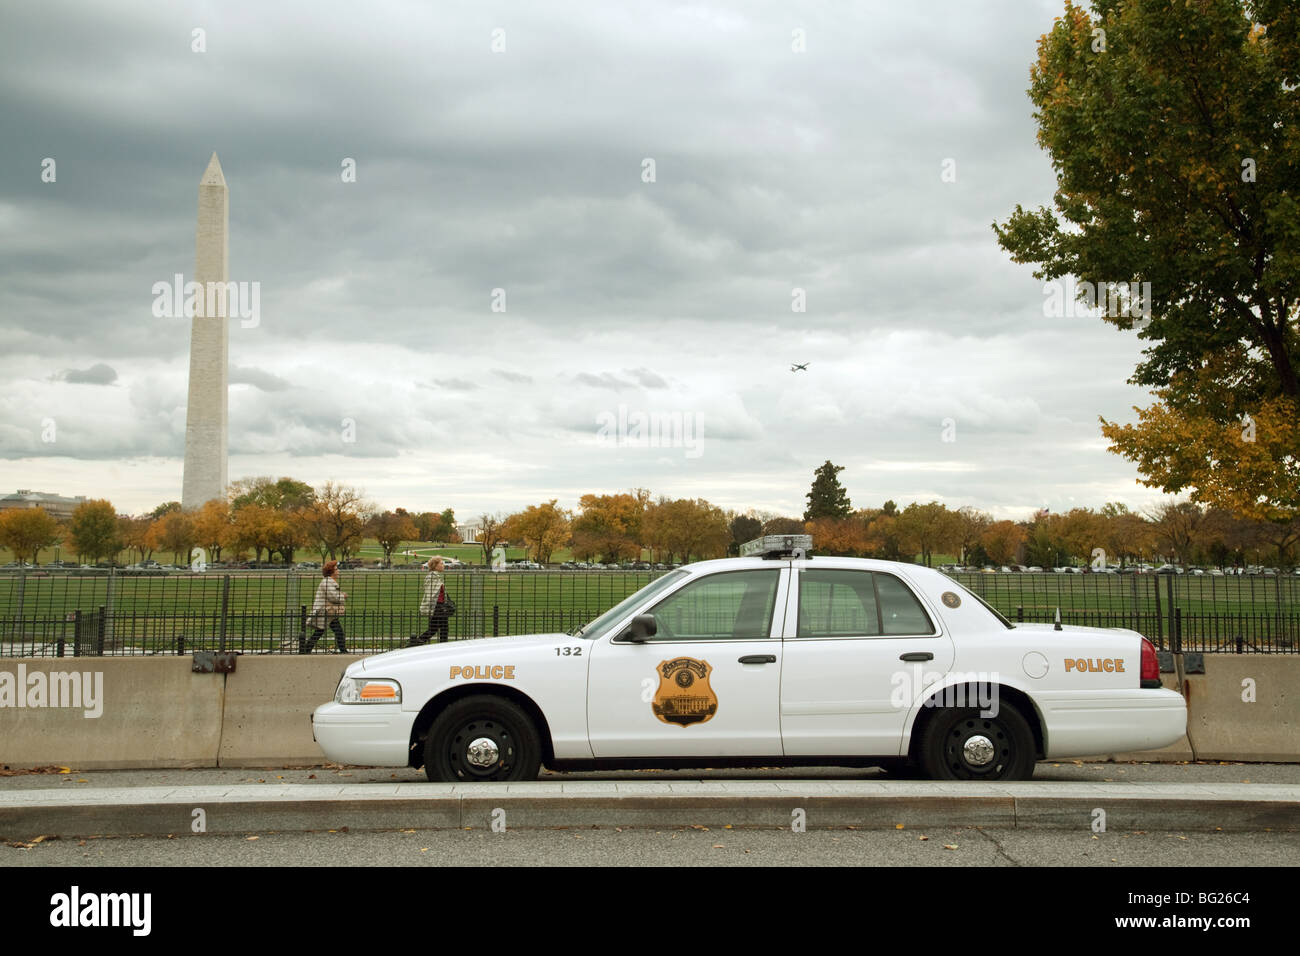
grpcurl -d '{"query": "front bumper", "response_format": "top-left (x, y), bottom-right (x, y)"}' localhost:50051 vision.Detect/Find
top-left (311, 701), bottom-right (412, 767)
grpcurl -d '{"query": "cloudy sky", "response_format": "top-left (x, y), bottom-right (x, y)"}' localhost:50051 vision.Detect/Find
top-left (0, 0), bottom-right (1167, 521)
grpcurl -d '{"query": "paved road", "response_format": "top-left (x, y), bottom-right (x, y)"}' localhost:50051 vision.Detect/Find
top-left (5, 826), bottom-right (1298, 867)
top-left (2, 759), bottom-right (1296, 790)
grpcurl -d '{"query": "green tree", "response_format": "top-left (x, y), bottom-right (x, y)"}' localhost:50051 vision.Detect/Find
top-left (728, 513), bottom-right (763, 555)
top-left (804, 461), bottom-right (852, 521)
top-left (68, 499), bottom-right (121, 563)
top-left (994, 0), bottom-right (1300, 520)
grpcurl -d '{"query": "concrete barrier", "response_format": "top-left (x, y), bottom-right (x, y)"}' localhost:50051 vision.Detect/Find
top-left (1185, 654), bottom-right (1299, 762)
top-left (0, 654), bottom-right (1296, 769)
top-left (218, 656), bottom-right (364, 767)
top-left (0, 658), bottom-right (224, 770)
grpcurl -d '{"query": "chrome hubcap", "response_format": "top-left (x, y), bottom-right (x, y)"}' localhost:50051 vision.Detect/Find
top-left (466, 736), bottom-right (500, 768)
top-left (963, 734), bottom-right (995, 766)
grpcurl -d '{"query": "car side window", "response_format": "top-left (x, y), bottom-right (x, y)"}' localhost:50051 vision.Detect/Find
top-left (875, 573), bottom-right (935, 635)
top-left (646, 569), bottom-right (780, 641)
top-left (798, 569), bottom-right (881, 638)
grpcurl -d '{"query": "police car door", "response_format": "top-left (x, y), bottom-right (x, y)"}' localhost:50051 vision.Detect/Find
top-left (780, 565), bottom-right (955, 756)
top-left (587, 567), bottom-right (788, 757)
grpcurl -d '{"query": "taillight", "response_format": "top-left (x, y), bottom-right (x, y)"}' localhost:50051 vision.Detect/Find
top-left (1140, 637), bottom-right (1161, 687)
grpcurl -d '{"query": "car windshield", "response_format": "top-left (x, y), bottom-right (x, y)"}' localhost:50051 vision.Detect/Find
top-left (569, 570), bottom-right (688, 639)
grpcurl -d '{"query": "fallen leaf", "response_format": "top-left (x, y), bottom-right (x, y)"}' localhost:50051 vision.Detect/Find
top-left (919, 835), bottom-right (929, 841)
top-left (58, 767), bottom-right (72, 774)
top-left (943, 844), bottom-right (958, 850)
top-left (307, 774), bottom-right (317, 779)
top-left (689, 825), bottom-right (709, 831)
top-left (712, 844), bottom-right (724, 849)
top-left (420, 848), bottom-right (428, 852)
top-left (895, 823), bottom-right (904, 830)
top-left (246, 836), bottom-right (259, 841)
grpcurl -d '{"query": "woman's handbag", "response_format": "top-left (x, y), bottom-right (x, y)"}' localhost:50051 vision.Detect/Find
top-left (437, 586), bottom-right (457, 616)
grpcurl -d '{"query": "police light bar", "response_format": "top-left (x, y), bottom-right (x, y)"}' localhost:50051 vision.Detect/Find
top-left (740, 535), bottom-right (813, 558)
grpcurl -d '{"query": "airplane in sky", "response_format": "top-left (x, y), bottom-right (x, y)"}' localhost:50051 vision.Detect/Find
top-left (790, 362), bottom-right (809, 372)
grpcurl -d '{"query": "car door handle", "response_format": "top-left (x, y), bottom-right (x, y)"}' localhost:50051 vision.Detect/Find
top-left (738, 655), bottom-right (777, 664)
top-left (899, 652), bottom-right (933, 662)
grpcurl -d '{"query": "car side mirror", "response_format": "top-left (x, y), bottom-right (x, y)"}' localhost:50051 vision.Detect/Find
top-left (623, 614), bottom-right (658, 642)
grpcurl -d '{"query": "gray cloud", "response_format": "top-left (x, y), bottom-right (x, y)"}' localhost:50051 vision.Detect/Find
top-left (58, 363), bottom-right (117, 385)
top-left (0, 0), bottom-right (1169, 520)
top-left (230, 366), bottom-right (290, 392)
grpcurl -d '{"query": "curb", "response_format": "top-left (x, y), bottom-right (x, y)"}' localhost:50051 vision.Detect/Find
top-left (1, 783), bottom-right (1296, 838)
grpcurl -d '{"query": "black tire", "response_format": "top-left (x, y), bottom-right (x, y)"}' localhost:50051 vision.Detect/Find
top-left (917, 704), bottom-right (1036, 781)
top-left (424, 695), bottom-right (541, 783)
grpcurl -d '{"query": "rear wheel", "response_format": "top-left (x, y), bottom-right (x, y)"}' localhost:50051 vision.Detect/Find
top-left (917, 705), bottom-right (1036, 781)
top-left (424, 695), bottom-right (541, 783)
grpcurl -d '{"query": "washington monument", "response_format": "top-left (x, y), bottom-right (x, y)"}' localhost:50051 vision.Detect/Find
top-left (180, 152), bottom-right (229, 509)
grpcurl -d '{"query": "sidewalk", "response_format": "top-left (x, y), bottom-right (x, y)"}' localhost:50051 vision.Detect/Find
top-left (1, 779), bottom-right (1296, 837)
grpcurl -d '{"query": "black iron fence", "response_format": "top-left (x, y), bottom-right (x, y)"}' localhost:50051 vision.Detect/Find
top-left (0, 567), bottom-right (1294, 657)
top-left (0, 568), bottom-right (660, 657)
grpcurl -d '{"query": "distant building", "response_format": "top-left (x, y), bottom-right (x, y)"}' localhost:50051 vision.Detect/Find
top-left (0, 490), bottom-right (88, 520)
top-left (456, 521), bottom-right (481, 544)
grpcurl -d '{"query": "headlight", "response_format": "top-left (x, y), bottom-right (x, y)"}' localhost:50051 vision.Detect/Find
top-left (335, 677), bottom-right (402, 704)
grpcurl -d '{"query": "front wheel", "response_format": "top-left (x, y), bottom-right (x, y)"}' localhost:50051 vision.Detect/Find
top-left (424, 695), bottom-right (542, 783)
top-left (917, 705), bottom-right (1036, 781)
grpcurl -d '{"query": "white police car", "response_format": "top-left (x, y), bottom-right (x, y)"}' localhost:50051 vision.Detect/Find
top-left (312, 536), bottom-right (1187, 782)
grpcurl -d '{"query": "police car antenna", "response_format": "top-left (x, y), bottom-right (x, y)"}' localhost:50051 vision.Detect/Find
top-left (740, 535), bottom-right (813, 560)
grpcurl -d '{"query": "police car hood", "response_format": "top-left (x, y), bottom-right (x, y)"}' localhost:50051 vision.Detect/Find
top-left (358, 632), bottom-right (571, 671)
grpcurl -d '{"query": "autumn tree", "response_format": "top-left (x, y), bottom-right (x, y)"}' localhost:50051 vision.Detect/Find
top-left (995, 0), bottom-right (1300, 520)
top-left (980, 520), bottom-right (1028, 566)
top-left (296, 482), bottom-right (373, 560)
top-left (571, 493), bottom-right (644, 563)
top-left (229, 476), bottom-right (314, 563)
top-left (191, 499), bottom-right (232, 563)
top-left (368, 511), bottom-right (419, 566)
top-left (502, 500), bottom-right (571, 564)
top-left (894, 502), bottom-right (959, 567)
top-left (643, 498), bottom-right (730, 563)
top-left (0, 507), bottom-right (61, 564)
top-left (1148, 500), bottom-right (1206, 564)
top-left (761, 516), bottom-right (806, 536)
top-left (476, 513), bottom-right (507, 565)
top-left (117, 514), bottom-right (153, 564)
top-left (951, 507), bottom-right (993, 564)
top-left (804, 516), bottom-right (868, 556)
top-left (146, 510), bottom-right (196, 565)
top-left (1098, 502), bottom-right (1155, 566)
top-left (804, 461), bottom-right (852, 521)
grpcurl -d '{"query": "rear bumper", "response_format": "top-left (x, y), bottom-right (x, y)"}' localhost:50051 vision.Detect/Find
top-left (1038, 688), bottom-right (1187, 758)
top-left (311, 701), bottom-right (412, 766)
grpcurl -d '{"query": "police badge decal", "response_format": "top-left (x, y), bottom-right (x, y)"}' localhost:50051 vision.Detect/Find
top-left (652, 657), bottom-right (718, 726)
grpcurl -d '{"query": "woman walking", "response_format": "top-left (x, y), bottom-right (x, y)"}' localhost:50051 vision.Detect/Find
top-left (303, 560), bottom-right (349, 653)
top-left (409, 556), bottom-right (450, 645)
